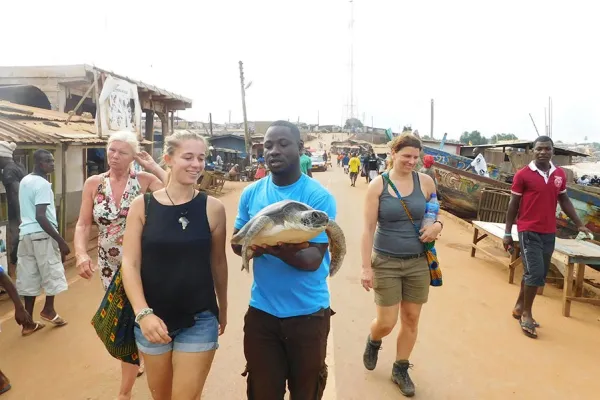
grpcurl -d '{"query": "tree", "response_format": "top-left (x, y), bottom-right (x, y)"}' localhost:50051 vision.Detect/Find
top-left (459, 130), bottom-right (488, 145)
top-left (490, 133), bottom-right (518, 143)
top-left (344, 118), bottom-right (363, 129)
top-left (402, 125), bottom-right (412, 133)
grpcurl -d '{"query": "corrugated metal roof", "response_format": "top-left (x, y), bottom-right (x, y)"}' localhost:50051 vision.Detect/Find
top-left (0, 100), bottom-right (149, 146)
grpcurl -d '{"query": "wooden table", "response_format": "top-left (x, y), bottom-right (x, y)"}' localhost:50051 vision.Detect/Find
top-left (471, 221), bottom-right (600, 317)
top-left (471, 221), bottom-right (521, 284)
top-left (552, 238), bottom-right (600, 317)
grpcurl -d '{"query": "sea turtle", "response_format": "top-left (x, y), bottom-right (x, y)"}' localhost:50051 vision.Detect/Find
top-left (231, 200), bottom-right (346, 276)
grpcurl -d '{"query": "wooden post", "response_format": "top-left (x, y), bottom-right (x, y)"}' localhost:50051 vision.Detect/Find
top-left (60, 143), bottom-right (68, 238)
top-left (93, 70), bottom-right (102, 138)
top-left (170, 111), bottom-right (174, 134)
top-left (209, 113), bottom-right (213, 136)
top-left (562, 262), bottom-right (574, 317)
top-left (145, 110), bottom-right (155, 155)
top-left (239, 61), bottom-right (251, 165)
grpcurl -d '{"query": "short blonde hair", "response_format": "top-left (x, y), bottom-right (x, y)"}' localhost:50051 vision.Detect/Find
top-left (163, 131), bottom-right (209, 163)
top-left (107, 130), bottom-right (140, 154)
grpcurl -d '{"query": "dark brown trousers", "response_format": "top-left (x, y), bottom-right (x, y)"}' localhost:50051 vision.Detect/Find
top-left (243, 306), bottom-right (332, 400)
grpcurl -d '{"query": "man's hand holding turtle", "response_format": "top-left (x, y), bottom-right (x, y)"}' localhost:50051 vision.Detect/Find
top-left (252, 242), bottom-right (310, 259)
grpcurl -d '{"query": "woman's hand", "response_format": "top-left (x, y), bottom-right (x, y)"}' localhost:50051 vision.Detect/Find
top-left (140, 314), bottom-right (172, 344)
top-left (218, 309), bottom-right (227, 336)
top-left (135, 151), bottom-right (159, 173)
top-left (419, 222), bottom-right (442, 243)
top-left (361, 267), bottom-right (374, 291)
top-left (76, 254), bottom-right (95, 279)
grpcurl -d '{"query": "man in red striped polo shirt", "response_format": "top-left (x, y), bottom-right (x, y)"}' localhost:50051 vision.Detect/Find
top-left (503, 136), bottom-right (592, 339)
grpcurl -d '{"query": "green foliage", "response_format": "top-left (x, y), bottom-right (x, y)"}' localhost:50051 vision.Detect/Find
top-left (459, 130), bottom-right (488, 145)
top-left (490, 133), bottom-right (518, 143)
top-left (402, 125), bottom-right (412, 132)
top-left (344, 118), bottom-right (363, 129)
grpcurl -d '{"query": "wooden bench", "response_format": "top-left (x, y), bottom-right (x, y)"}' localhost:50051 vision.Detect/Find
top-left (471, 221), bottom-right (600, 317)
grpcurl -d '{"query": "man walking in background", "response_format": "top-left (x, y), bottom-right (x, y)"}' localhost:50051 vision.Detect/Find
top-left (0, 141), bottom-right (26, 279)
top-left (349, 152), bottom-right (360, 187)
top-left (17, 149), bottom-right (71, 332)
top-left (300, 150), bottom-right (313, 177)
top-left (504, 136), bottom-right (592, 339)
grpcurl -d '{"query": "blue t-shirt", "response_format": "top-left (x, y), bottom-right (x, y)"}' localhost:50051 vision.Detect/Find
top-left (18, 174), bottom-right (58, 238)
top-left (234, 174), bottom-right (337, 318)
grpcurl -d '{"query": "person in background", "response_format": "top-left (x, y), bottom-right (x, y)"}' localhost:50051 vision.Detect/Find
top-left (0, 264), bottom-right (35, 394)
top-left (367, 151), bottom-right (379, 183)
top-left (342, 153), bottom-right (350, 174)
top-left (122, 131), bottom-right (228, 399)
top-left (349, 152), bottom-right (361, 187)
top-left (254, 161), bottom-right (267, 180)
top-left (466, 147), bottom-right (490, 177)
top-left (300, 150), bottom-right (313, 177)
top-left (232, 121), bottom-right (336, 399)
top-left (17, 149), bottom-right (70, 334)
top-left (228, 164), bottom-right (240, 181)
top-left (337, 153), bottom-right (343, 167)
top-left (322, 150), bottom-right (328, 163)
top-left (420, 155), bottom-right (438, 190)
top-left (504, 136), bottom-right (592, 339)
top-left (360, 133), bottom-right (442, 397)
top-left (0, 141), bottom-right (26, 279)
top-left (74, 131), bottom-right (166, 399)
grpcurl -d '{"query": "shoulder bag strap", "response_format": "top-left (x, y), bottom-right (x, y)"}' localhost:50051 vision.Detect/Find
top-left (381, 172), bottom-right (422, 237)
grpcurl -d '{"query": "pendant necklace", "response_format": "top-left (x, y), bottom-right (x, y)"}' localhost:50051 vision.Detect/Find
top-left (165, 188), bottom-right (196, 230)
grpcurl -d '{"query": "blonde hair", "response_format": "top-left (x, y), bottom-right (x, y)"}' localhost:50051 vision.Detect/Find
top-left (107, 130), bottom-right (140, 154)
top-left (163, 131), bottom-right (209, 161)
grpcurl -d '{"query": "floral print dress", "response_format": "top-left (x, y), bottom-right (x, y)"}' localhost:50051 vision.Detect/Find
top-left (93, 170), bottom-right (141, 290)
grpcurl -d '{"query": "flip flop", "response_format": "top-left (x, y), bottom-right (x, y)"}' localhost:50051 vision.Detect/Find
top-left (520, 317), bottom-right (538, 339)
top-left (40, 314), bottom-right (68, 327)
top-left (137, 363), bottom-right (145, 378)
top-left (22, 322), bottom-right (46, 337)
top-left (0, 383), bottom-right (12, 394)
top-left (512, 312), bottom-right (539, 328)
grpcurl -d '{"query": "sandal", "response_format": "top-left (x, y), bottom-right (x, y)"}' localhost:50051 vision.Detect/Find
top-left (0, 383), bottom-right (11, 394)
top-left (40, 314), bottom-right (68, 327)
top-left (512, 312), bottom-right (539, 328)
top-left (137, 362), bottom-right (145, 378)
top-left (520, 317), bottom-right (538, 339)
top-left (22, 322), bottom-right (46, 337)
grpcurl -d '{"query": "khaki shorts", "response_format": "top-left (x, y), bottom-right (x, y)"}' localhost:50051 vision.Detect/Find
top-left (371, 252), bottom-right (430, 306)
top-left (16, 231), bottom-right (68, 297)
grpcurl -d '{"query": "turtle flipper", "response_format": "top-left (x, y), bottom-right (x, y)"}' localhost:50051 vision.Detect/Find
top-left (239, 216), bottom-right (272, 273)
top-left (325, 220), bottom-right (346, 277)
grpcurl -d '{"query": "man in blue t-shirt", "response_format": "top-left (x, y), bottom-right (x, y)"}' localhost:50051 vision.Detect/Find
top-left (232, 120), bottom-right (337, 400)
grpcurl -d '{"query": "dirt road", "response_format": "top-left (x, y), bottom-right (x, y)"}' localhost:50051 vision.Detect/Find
top-left (1, 165), bottom-right (599, 399)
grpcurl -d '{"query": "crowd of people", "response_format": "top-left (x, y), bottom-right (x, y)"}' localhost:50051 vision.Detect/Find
top-left (0, 126), bottom-right (592, 399)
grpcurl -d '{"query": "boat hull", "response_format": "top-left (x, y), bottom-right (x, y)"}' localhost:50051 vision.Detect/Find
top-left (423, 146), bottom-right (501, 179)
top-left (432, 163), bottom-right (510, 219)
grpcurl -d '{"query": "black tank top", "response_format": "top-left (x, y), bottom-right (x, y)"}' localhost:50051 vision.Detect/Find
top-left (141, 192), bottom-right (218, 332)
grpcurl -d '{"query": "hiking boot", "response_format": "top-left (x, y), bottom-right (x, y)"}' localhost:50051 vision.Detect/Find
top-left (391, 360), bottom-right (415, 397)
top-left (362, 335), bottom-right (382, 371)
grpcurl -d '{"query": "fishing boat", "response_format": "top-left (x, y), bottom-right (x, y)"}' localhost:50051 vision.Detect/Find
top-left (431, 162), bottom-right (510, 219)
top-left (425, 144), bottom-right (600, 238)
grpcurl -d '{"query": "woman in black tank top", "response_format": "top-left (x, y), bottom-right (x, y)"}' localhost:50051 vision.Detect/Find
top-left (121, 131), bottom-right (228, 399)
top-left (359, 133), bottom-right (443, 397)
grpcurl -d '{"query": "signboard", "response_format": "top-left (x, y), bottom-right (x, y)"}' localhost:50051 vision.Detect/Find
top-left (97, 75), bottom-right (142, 138)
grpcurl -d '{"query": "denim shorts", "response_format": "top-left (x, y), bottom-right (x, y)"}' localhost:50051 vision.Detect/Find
top-left (134, 310), bottom-right (219, 355)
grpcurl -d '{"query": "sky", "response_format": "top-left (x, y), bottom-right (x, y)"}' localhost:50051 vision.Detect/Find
top-left (1, 0), bottom-right (599, 143)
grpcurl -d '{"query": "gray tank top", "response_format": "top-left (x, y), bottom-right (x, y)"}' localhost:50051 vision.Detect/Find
top-left (373, 172), bottom-right (427, 257)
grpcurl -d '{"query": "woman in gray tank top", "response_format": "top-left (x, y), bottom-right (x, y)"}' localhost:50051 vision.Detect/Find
top-left (359, 133), bottom-right (443, 397)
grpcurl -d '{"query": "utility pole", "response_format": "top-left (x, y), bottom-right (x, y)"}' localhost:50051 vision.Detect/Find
top-left (209, 113), bottom-right (213, 136)
top-left (430, 99), bottom-right (434, 140)
top-left (239, 61), bottom-right (251, 164)
top-left (228, 110), bottom-right (231, 124)
top-left (317, 110), bottom-right (320, 127)
top-left (349, 0), bottom-right (355, 120)
top-left (371, 115), bottom-right (374, 143)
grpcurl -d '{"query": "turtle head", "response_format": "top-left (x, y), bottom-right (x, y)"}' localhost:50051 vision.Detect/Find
top-left (299, 210), bottom-right (329, 229)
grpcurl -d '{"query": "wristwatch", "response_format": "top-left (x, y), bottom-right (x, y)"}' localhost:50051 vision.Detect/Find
top-left (135, 308), bottom-right (154, 324)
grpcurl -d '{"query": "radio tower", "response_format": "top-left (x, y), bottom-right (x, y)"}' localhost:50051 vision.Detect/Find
top-left (347, 0), bottom-right (356, 121)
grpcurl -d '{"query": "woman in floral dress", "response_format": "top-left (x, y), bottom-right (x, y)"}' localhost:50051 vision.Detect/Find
top-left (74, 131), bottom-right (166, 400)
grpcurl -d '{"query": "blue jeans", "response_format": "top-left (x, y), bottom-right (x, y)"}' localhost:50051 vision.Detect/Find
top-left (134, 310), bottom-right (219, 355)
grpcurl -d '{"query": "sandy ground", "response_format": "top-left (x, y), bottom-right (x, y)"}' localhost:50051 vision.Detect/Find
top-left (1, 164), bottom-right (600, 400)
